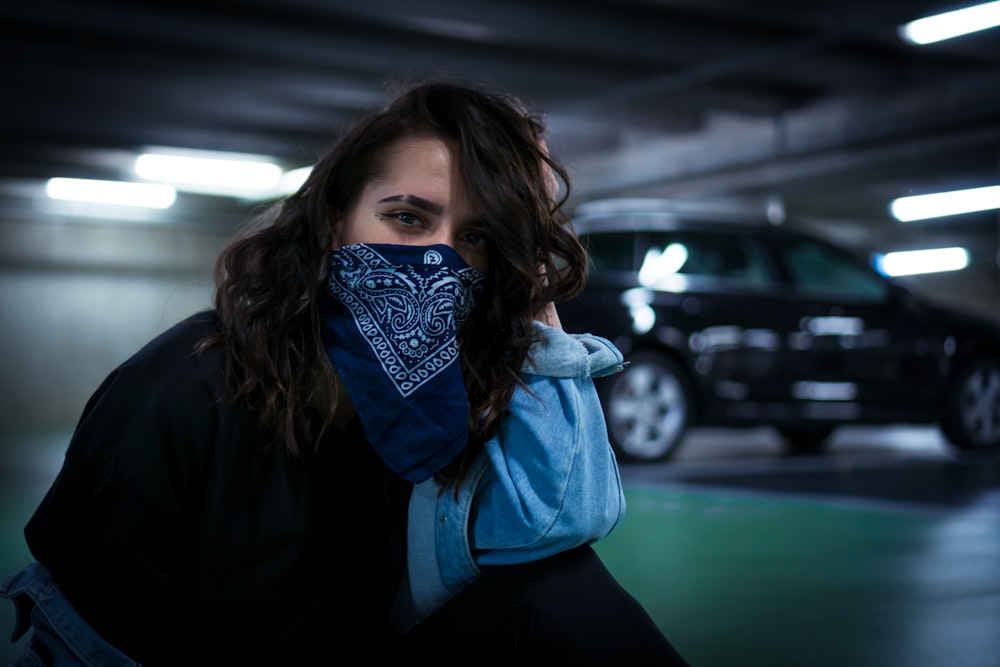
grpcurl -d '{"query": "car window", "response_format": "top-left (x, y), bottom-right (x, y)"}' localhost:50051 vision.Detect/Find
top-left (779, 239), bottom-right (889, 301)
top-left (645, 230), bottom-right (769, 286)
top-left (582, 231), bottom-right (636, 271)
top-left (581, 228), bottom-right (771, 291)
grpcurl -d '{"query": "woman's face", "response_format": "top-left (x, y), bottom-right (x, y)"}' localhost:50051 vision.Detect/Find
top-left (333, 136), bottom-right (490, 275)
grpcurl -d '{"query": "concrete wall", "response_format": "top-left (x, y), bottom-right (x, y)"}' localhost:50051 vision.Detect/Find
top-left (0, 216), bottom-right (230, 428)
top-left (897, 266), bottom-right (1000, 324)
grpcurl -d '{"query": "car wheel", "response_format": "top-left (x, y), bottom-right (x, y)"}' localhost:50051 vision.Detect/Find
top-left (598, 351), bottom-right (692, 462)
top-left (941, 356), bottom-right (1000, 451)
top-left (775, 425), bottom-right (835, 456)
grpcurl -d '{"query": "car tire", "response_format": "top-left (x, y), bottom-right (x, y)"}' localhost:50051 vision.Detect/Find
top-left (775, 425), bottom-right (835, 456)
top-left (941, 355), bottom-right (1000, 451)
top-left (597, 350), bottom-right (692, 463)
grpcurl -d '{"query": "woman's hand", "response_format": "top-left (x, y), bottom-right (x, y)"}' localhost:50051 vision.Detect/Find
top-left (534, 258), bottom-right (562, 328)
top-left (534, 301), bottom-right (562, 329)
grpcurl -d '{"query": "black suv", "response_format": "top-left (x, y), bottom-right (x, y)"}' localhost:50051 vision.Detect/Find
top-left (558, 198), bottom-right (1000, 462)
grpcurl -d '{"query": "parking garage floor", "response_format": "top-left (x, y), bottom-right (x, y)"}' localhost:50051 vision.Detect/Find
top-left (603, 427), bottom-right (1000, 667)
top-left (2, 425), bottom-right (999, 667)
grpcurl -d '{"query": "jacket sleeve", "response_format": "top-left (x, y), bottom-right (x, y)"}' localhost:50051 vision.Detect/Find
top-left (404, 323), bottom-right (627, 623)
top-left (470, 323), bottom-right (627, 564)
top-left (19, 340), bottom-right (216, 665)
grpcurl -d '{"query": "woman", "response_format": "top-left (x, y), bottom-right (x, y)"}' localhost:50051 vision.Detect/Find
top-left (1, 79), bottom-right (688, 665)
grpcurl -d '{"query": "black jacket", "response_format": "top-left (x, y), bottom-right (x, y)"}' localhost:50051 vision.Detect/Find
top-left (24, 311), bottom-right (411, 665)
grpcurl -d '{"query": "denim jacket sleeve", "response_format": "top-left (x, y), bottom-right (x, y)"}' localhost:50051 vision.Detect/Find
top-left (0, 562), bottom-right (141, 666)
top-left (403, 322), bottom-right (627, 625)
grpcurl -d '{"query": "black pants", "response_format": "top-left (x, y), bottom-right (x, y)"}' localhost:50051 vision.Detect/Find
top-left (393, 544), bottom-right (690, 665)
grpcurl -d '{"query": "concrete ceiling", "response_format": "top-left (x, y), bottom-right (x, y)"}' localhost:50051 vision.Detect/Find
top-left (2, 0), bottom-right (999, 271)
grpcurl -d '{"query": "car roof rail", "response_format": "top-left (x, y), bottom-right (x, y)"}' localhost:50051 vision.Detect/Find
top-left (573, 196), bottom-right (780, 221)
top-left (571, 197), bottom-right (781, 233)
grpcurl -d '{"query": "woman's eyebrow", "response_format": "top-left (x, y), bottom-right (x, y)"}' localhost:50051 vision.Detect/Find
top-left (378, 194), bottom-right (443, 215)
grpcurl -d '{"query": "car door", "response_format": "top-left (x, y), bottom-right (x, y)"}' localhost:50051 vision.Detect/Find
top-left (761, 233), bottom-right (943, 422)
top-left (636, 227), bottom-right (805, 419)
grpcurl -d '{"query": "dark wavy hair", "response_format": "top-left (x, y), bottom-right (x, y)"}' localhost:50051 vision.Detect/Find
top-left (200, 78), bottom-right (588, 486)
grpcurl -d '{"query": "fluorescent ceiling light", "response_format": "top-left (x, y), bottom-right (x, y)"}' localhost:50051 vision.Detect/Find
top-left (873, 247), bottom-right (969, 277)
top-left (134, 149), bottom-right (282, 197)
top-left (241, 164), bottom-right (315, 201)
top-left (46, 177), bottom-right (176, 209)
top-left (276, 166), bottom-right (312, 196)
top-left (890, 185), bottom-right (1000, 221)
top-left (899, 1), bottom-right (1000, 44)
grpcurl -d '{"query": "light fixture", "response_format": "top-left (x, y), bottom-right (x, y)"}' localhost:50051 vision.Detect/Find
top-left (45, 177), bottom-right (176, 209)
top-left (889, 185), bottom-right (1000, 221)
top-left (873, 247), bottom-right (970, 277)
top-left (274, 166), bottom-right (312, 197)
top-left (134, 148), bottom-right (282, 198)
top-left (899, 1), bottom-right (1000, 44)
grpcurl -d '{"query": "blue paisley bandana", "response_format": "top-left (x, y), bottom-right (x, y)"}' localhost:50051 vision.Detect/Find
top-left (322, 243), bottom-right (485, 483)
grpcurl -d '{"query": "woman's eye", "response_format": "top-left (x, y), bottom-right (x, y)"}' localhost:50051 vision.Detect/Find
top-left (389, 211), bottom-right (421, 226)
top-left (461, 232), bottom-right (490, 249)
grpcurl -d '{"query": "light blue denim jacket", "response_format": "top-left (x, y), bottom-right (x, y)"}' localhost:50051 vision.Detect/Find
top-left (393, 322), bottom-right (627, 632)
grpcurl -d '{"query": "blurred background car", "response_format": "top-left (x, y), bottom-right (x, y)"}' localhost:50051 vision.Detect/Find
top-left (558, 198), bottom-right (1000, 463)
